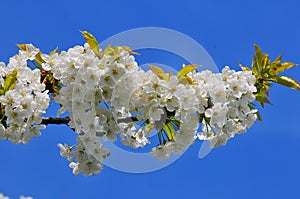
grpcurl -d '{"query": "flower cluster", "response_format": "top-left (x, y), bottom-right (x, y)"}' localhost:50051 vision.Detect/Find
top-left (57, 135), bottom-right (110, 176)
top-left (125, 65), bottom-right (258, 160)
top-left (0, 45), bottom-right (50, 144)
top-left (0, 41), bottom-right (258, 176)
top-left (46, 43), bottom-right (141, 175)
top-left (195, 66), bottom-right (258, 148)
top-left (2, 32), bottom-right (297, 176)
top-left (47, 40), bottom-right (258, 171)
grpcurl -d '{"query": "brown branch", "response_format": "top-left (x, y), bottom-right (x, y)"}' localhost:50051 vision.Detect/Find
top-left (41, 117), bottom-right (70, 125)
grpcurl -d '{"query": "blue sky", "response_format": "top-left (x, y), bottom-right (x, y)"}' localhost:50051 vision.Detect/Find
top-left (1, 0), bottom-right (300, 198)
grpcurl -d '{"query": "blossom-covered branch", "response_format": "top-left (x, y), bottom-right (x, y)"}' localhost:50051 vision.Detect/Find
top-left (0, 31), bottom-right (299, 176)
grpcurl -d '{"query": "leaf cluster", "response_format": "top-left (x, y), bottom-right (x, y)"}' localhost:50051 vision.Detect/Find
top-left (240, 44), bottom-right (299, 108)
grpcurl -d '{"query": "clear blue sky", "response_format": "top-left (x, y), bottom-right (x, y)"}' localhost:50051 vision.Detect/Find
top-left (1, 0), bottom-right (300, 198)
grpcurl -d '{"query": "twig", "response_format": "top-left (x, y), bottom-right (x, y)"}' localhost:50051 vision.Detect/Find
top-left (41, 117), bottom-right (70, 125)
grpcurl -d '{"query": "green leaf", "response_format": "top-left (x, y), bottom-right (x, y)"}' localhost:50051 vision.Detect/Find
top-left (103, 45), bottom-right (115, 56)
top-left (176, 65), bottom-right (198, 79)
top-left (270, 76), bottom-right (300, 90)
top-left (164, 122), bottom-right (175, 141)
top-left (0, 80), bottom-right (3, 95)
top-left (273, 62), bottom-right (297, 75)
top-left (3, 70), bottom-right (18, 93)
top-left (176, 65), bottom-right (198, 85)
top-left (261, 53), bottom-right (270, 70)
top-left (254, 44), bottom-right (263, 62)
top-left (178, 76), bottom-right (194, 85)
top-left (252, 44), bottom-right (270, 73)
top-left (256, 110), bottom-right (262, 123)
top-left (49, 47), bottom-right (59, 56)
top-left (148, 64), bottom-right (170, 81)
top-left (80, 30), bottom-right (101, 58)
top-left (120, 46), bottom-right (139, 55)
top-left (173, 119), bottom-right (182, 128)
top-left (16, 44), bottom-right (27, 51)
top-left (35, 51), bottom-right (45, 66)
top-left (255, 94), bottom-right (271, 108)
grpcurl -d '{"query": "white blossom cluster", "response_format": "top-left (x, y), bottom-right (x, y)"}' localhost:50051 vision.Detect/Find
top-left (0, 193), bottom-right (32, 199)
top-left (0, 45), bottom-right (50, 144)
top-left (0, 41), bottom-right (258, 176)
top-left (194, 66), bottom-right (258, 148)
top-left (57, 136), bottom-right (110, 176)
top-left (47, 44), bottom-right (141, 175)
top-left (49, 43), bottom-right (258, 173)
top-left (126, 66), bottom-right (258, 160)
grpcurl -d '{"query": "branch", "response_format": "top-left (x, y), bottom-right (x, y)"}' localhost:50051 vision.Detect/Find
top-left (117, 117), bottom-right (138, 123)
top-left (41, 117), bottom-right (70, 125)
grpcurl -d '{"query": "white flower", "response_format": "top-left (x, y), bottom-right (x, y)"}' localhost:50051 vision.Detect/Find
top-left (78, 157), bottom-right (103, 176)
top-left (164, 75), bottom-right (178, 99)
top-left (150, 141), bottom-right (173, 161)
top-left (0, 51), bottom-right (50, 144)
top-left (57, 143), bottom-right (72, 161)
top-left (69, 162), bottom-right (80, 175)
top-left (122, 129), bottom-right (150, 149)
top-left (148, 106), bottom-right (165, 123)
top-left (207, 75), bottom-right (226, 103)
top-left (205, 103), bottom-right (228, 128)
top-left (41, 53), bottom-right (59, 71)
top-left (174, 85), bottom-right (198, 112)
top-left (221, 66), bottom-right (235, 81)
top-left (228, 78), bottom-right (246, 98)
top-left (208, 131), bottom-right (231, 148)
top-left (20, 44), bottom-right (39, 61)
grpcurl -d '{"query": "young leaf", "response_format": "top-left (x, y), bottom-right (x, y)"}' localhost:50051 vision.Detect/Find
top-left (270, 76), bottom-right (300, 90)
top-left (35, 51), bottom-right (45, 66)
top-left (103, 45), bottom-right (115, 56)
top-left (274, 62), bottom-right (297, 75)
top-left (164, 122), bottom-right (175, 141)
top-left (256, 111), bottom-right (263, 123)
top-left (254, 44), bottom-right (263, 62)
top-left (16, 44), bottom-right (27, 51)
top-left (255, 94), bottom-right (271, 108)
top-left (3, 70), bottom-right (18, 93)
top-left (80, 30), bottom-right (101, 58)
top-left (178, 76), bottom-right (194, 85)
top-left (0, 84), bottom-right (4, 95)
top-left (173, 119), bottom-right (182, 128)
top-left (176, 65), bottom-right (198, 79)
top-left (148, 64), bottom-right (170, 81)
top-left (49, 47), bottom-right (59, 56)
top-left (120, 46), bottom-right (140, 55)
top-left (261, 53), bottom-right (270, 70)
